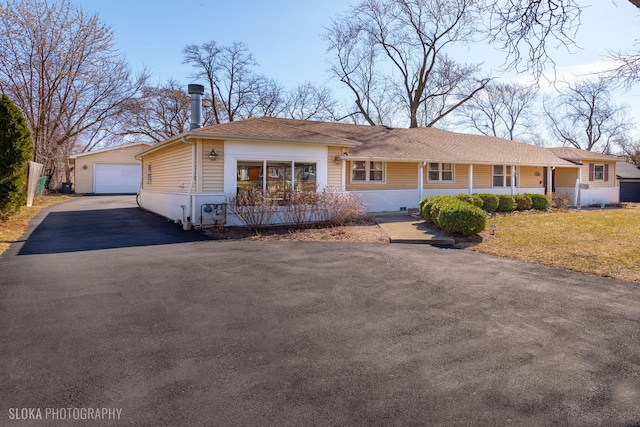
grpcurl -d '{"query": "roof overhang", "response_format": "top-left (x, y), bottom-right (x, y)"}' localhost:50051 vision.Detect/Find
top-left (69, 142), bottom-right (150, 159)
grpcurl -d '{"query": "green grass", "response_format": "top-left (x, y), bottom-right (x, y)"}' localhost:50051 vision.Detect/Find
top-left (468, 207), bottom-right (640, 282)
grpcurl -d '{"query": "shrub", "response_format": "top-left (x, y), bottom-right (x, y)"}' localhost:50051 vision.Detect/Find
top-left (514, 194), bottom-right (532, 211)
top-left (549, 193), bottom-right (570, 212)
top-left (420, 195), bottom-right (457, 224)
top-left (526, 193), bottom-right (549, 210)
top-left (456, 193), bottom-right (483, 208)
top-left (436, 202), bottom-right (487, 236)
top-left (0, 94), bottom-right (33, 221)
top-left (226, 187), bottom-right (279, 229)
top-left (497, 195), bottom-right (516, 212)
top-left (474, 193), bottom-right (499, 212)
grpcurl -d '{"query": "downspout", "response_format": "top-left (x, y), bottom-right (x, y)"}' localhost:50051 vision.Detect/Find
top-left (182, 136), bottom-right (196, 231)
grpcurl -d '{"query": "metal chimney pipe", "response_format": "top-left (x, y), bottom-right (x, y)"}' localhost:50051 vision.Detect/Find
top-left (188, 84), bottom-right (205, 130)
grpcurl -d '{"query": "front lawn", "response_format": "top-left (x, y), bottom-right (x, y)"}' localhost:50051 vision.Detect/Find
top-left (467, 206), bottom-right (640, 282)
top-left (0, 195), bottom-right (74, 255)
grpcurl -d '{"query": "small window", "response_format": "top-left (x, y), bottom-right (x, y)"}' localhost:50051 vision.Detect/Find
top-left (493, 165), bottom-right (516, 187)
top-left (594, 164), bottom-right (604, 181)
top-left (146, 163), bottom-right (152, 184)
top-left (428, 163), bottom-right (454, 182)
top-left (351, 161), bottom-right (385, 182)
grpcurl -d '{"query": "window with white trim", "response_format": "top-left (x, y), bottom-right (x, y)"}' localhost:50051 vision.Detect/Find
top-left (351, 161), bottom-right (385, 182)
top-left (593, 164), bottom-right (604, 180)
top-left (492, 165), bottom-right (516, 187)
top-left (146, 163), bottom-right (152, 184)
top-left (428, 163), bottom-right (454, 182)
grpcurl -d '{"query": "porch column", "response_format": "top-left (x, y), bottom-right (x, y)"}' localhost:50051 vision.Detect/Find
top-left (468, 164), bottom-right (473, 194)
top-left (546, 166), bottom-right (553, 197)
top-left (576, 167), bottom-right (582, 206)
top-left (511, 165), bottom-right (516, 196)
top-left (341, 159), bottom-right (346, 192)
top-left (418, 163), bottom-right (424, 200)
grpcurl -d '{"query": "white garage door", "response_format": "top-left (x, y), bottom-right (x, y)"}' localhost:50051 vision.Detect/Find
top-left (94, 163), bottom-right (141, 194)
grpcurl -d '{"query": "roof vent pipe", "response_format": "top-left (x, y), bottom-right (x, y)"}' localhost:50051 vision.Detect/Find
top-left (188, 84), bottom-right (205, 130)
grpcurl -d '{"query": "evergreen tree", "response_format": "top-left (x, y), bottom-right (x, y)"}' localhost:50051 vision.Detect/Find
top-left (0, 94), bottom-right (33, 221)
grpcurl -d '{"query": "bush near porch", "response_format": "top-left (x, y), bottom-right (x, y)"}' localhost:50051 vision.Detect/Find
top-left (420, 193), bottom-right (551, 236)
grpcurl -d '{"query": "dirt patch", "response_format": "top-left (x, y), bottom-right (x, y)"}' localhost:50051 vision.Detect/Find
top-left (203, 217), bottom-right (390, 243)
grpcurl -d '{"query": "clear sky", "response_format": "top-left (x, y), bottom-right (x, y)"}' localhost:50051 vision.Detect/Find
top-left (76, 0), bottom-right (640, 126)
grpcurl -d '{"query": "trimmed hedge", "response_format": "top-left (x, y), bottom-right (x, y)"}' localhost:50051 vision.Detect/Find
top-left (420, 195), bottom-right (455, 224)
top-left (514, 194), bottom-right (532, 211)
top-left (525, 193), bottom-right (549, 210)
top-left (420, 195), bottom-right (486, 236)
top-left (497, 195), bottom-right (516, 212)
top-left (474, 193), bottom-right (499, 212)
top-left (437, 202), bottom-right (487, 236)
top-left (456, 193), bottom-right (483, 208)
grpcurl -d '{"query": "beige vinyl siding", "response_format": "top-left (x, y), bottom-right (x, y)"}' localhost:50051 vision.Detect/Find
top-left (518, 166), bottom-right (545, 188)
top-left (582, 161), bottom-right (617, 188)
top-left (346, 161), bottom-right (418, 191)
top-left (327, 146), bottom-right (344, 189)
top-left (471, 164), bottom-right (492, 189)
top-left (424, 163), bottom-right (469, 189)
top-left (555, 167), bottom-right (579, 188)
top-left (201, 140), bottom-right (224, 192)
top-left (73, 145), bottom-right (147, 193)
top-left (141, 144), bottom-right (192, 191)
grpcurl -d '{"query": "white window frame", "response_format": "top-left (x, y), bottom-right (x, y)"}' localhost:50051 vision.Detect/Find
top-left (351, 161), bottom-right (386, 183)
top-left (427, 162), bottom-right (454, 182)
top-left (593, 164), bottom-right (604, 181)
top-left (492, 165), bottom-right (516, 187)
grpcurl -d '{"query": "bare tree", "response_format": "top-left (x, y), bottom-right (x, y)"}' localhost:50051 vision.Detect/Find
top-left (284, 82), bottom-right (339, 121)
top-left (119, 79), bottom-right (193, 143)
top-left (183, 41), bottom-right (267, 123)
top-left (487, 0), bottom-right (640, 82)
top-left (457, 81), bottom-right (539, 141)
top-left (250, 77), bottom-right (286, 118)
top-left (326, 0), bottom-right (489, 128)
top-left (544, 77), bottom-right (631, 152)
top-left (0, 0), bottom-right (148, 182)
top-left (617, 135), bottom-right (640, 165)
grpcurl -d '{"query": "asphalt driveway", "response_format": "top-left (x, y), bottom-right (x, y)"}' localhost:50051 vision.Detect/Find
top-left (2, 196), bottom-right (640, 426)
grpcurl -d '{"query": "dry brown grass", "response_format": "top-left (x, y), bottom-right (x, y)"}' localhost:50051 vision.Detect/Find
top-left (0, 194), bottom-right (74, 255)
top-left (467, 204), bottom-right (640, 282)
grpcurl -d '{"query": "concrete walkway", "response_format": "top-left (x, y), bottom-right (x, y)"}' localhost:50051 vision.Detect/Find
top-left (373, 211), bottom-right (455, 245)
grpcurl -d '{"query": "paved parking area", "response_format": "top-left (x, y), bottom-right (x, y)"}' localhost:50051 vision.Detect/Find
top-left (1, 196), bottom-right (640, 426)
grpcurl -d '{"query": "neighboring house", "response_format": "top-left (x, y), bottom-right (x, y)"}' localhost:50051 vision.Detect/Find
top-left (69, 143), bottom-right (151, 194)
top-left (135, 116), bottom-right (584, 228)
top-left (617, 161), bottom-right (640, 202)
top-left (547, 147), bottom-right (620, 206)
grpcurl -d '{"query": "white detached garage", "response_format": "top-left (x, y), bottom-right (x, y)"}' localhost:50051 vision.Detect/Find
top-left (69, 143), bottom-right (151, 194)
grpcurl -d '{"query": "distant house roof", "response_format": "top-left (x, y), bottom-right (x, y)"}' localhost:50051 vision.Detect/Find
top-left (69, 142), bottom-right (151, 159)
top-left (138, 117), bottom-right (578, 167)
top-left (547, 147), bottom-right (620, 163)
top-left (617, 161), bottom-right (640, 179)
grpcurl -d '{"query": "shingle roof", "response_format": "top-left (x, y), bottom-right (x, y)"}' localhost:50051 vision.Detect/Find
top-left (251, 117), bottom-right (576, 167)
top-left (617, 161), bottom-right (640, 179)
top-left (547, 147), bottom-right (620, 162)
top-left (140, 117), bottom-right (579, 167)
top-left (192, 117), bottom-right (360, 147)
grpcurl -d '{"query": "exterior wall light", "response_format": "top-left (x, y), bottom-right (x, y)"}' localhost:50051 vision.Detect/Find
top-left (82, 164), bottom-right (88, 170)
top-left (334, 152), bottom-right (349, 164)
top-left (208, 149), bottom-right (218, 161)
